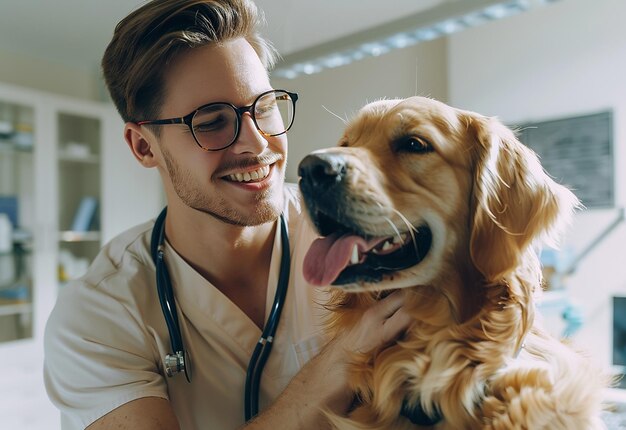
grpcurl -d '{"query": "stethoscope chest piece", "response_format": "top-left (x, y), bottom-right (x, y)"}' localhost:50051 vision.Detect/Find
top-left (164, 350), bottom-right (192, 382)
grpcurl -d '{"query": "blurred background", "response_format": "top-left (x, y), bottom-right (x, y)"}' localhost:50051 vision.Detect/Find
top-left (0, 0), bottom-right (624, 428)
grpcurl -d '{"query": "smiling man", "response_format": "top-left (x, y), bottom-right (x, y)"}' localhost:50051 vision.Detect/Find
top-left (43, 1), bottom-right (413, 429)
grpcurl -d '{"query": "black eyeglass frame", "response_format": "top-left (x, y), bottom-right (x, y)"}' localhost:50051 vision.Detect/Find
top-left (136, 89), bottom-right (298, 152)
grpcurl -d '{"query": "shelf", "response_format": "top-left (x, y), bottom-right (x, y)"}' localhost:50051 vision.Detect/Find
top-left (59, 230), bottom-right (101, 242)
top-left (0, 141), bottom-right (34, 155)
top-left (58, 152), bottom-right (100, 164)
top-left (0, 302), bottom-right (32, 317)
top-left (12, 229), bottom-right (33, 246)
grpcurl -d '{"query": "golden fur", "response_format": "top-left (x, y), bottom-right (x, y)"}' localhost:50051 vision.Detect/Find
top-left (307, 97), bottom-right (609, 429)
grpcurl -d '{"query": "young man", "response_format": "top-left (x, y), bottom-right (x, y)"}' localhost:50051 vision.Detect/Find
top-left (44, 1), bottom-right (412, 429)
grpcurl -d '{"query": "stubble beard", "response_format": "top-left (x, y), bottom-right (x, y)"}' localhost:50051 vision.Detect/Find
top-left (161, 145), bottom-right (284, 226)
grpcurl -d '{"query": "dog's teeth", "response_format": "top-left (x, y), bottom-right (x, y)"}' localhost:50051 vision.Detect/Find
top-left (350, 244), bottom-right (359, 264)
top-left (382, 241), bottom-right (393, 251)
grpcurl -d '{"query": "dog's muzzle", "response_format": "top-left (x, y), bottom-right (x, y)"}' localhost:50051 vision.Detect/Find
top-left (298, 152), bottom-right (432, 287)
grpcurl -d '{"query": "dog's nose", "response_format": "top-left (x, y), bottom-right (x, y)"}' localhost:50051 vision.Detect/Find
top-left (298, 153), bottom-right (347, 189)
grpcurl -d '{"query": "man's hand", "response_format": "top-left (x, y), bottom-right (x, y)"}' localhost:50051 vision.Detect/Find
top-left (245, 290), bottom-right (413, 429)
top-left (335, 290), bottom-right (413, 355)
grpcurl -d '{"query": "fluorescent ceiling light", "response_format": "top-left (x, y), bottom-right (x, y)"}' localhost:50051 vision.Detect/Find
top-left (272, 0), bottom-right (558, 79)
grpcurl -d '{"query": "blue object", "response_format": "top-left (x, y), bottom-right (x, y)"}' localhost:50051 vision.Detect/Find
top-left (0, 283), bottom-right (29, 301)
top-left (540, 247), bottom-right (575, 273)
top-left (562, 304), bottom-right (584, 338)
top-left (71, 197), bottom-right (98, 231)
top-left (0, 195), bottom-right (18, 227)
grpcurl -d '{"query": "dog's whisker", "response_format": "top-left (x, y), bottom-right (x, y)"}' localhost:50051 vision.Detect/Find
top-left (389, 207), bottom-right (421, 256)
top-left (373, 200), bottom-right (420, 247)
top-left (414, 58), bottom-right (419, 97)
top-left (389, 207), bottom-right (418, 234)
top-left (322, 105), bottom-right (347, 125)
top-left (382, 216), bottom-right (402, 242)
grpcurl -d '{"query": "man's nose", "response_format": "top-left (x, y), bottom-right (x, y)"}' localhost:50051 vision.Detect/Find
top-left (231, 113), bottom-right (268, 154)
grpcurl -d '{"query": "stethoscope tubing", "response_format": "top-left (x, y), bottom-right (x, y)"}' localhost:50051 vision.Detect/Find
top-left (244, 214), bottom-right (290, 421)
top-left (151, 207), bottom-right (290, 420)
top-left (152, 209), bottom-right (184, 355)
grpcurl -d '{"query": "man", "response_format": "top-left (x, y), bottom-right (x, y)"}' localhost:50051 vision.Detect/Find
top-left (44, 1), bottom-right (413, 429)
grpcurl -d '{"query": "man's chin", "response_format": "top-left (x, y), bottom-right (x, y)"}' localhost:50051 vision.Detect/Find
top-left (197, 198), bottom-right (283, 227)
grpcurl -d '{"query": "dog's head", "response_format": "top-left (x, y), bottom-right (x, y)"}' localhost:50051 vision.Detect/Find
top-left (298, 97), bottom-right (578, 294)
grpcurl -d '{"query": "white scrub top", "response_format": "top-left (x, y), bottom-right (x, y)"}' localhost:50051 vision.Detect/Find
top-left (44, 184), bottom-right (329, 430)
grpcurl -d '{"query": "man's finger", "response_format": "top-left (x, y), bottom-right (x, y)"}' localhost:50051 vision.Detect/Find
top-left (374, 291), bottom-right (405, 319)
top-left (382, 308), bottom-right (413, 344)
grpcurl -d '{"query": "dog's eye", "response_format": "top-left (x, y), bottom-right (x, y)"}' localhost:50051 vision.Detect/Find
top-left (396, 136), bottom-right (434, 154)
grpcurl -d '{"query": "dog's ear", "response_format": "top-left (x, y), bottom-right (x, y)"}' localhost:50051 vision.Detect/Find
top-left (467, 115), bottom-right (580, 281)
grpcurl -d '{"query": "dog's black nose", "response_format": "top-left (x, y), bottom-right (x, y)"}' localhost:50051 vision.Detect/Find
top-left (298, 153), bottom-right (347, 189)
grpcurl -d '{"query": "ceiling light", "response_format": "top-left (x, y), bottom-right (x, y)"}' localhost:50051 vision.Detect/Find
top-left (272, 0), bottom-right (559, 79)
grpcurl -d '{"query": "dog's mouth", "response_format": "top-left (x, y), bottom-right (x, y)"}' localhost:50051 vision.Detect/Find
top-left (303, 211), bottom-right (432, 286)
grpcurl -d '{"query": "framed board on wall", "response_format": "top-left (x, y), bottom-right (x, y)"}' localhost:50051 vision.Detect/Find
top-left (615, 296), bottom-right (626, 367)
top-left (517, 111), bottom-right (614, 208)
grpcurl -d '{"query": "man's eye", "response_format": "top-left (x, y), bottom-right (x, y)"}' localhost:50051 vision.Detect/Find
top-left (255, 102), bottom-right (277, 118)
top-left (194, 116), bottom-right (227, 132)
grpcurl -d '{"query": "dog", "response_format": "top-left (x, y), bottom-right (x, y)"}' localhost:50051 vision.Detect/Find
top-left (297, 96), bottom-right (609, 429)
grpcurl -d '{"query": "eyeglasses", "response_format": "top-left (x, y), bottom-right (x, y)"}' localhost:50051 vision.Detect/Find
top-left (137, 89), bottom-right (298, 152)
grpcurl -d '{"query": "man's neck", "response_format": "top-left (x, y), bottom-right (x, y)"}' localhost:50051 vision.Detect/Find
top-left (164, 203), bottom-right (277, 287)
top-left (163, 203), bottom-right (278, 329)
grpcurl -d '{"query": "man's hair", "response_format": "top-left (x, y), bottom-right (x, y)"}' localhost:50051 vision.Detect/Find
top-left (101, 0), bottom-right (277, 124)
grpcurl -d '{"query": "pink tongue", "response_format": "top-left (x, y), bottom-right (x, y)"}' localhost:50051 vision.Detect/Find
top-left (303, 233), bottom-right (386, 286)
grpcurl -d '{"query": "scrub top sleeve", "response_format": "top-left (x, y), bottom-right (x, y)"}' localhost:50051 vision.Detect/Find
top-left (43, 282), bottom-right (168, 429)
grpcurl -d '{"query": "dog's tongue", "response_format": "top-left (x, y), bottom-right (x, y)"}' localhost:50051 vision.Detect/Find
top-left (303, 233), bottom-right (385, 286)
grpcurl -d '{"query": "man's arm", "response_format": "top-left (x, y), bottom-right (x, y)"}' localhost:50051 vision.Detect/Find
top-left (87, 292), bottom-right (411, 429)
top-left (87, 397), bottom-right (180, 430)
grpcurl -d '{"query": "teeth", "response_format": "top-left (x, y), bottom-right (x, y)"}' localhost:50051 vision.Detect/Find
top-left (350, 244), bottom-right (359, 264)
top-left (382, 241), bottom-right (393, 251)
top-left (227, 166), bottom-right (270, 183)
top-left (393, 235), bottom-right (404, 244)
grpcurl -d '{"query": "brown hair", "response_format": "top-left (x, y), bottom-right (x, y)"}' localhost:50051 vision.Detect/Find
top-left (101, 0), bottom-right (277, 124)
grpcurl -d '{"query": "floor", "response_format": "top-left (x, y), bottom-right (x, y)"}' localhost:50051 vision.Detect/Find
top-left (0, 340), bottom-right (60, 430)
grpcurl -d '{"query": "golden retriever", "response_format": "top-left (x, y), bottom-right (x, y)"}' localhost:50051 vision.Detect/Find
top-left (297, 97), bottom-right (609, 429)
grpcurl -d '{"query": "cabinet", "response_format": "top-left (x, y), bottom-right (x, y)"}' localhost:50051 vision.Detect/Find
top-left (0, 82), bottom-right (162, 345)
top-left (0, 99), bottom-right (35, 342)
top-left (57, 112), bottom-right (102, 284)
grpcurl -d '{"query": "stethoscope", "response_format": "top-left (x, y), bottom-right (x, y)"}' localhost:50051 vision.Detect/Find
top-left (150, 207), bottom-right (291, 421)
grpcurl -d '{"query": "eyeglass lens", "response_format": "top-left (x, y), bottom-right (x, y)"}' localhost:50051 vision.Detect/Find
top-left (191, 90), bottom-right (295, 151)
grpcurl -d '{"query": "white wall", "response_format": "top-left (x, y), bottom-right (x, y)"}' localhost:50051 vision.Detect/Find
top-left (0, 47), bottom-right (102, 102)
top-left (448, 0), bottom-right (626, 368)
top-left (271, 38), bottom-right (448, 182)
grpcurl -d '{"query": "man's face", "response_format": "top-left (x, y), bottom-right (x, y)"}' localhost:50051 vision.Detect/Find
top-left (154, 38), bottom-right (287, 226)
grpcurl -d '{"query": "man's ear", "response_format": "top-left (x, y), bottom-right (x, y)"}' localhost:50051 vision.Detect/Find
top-left (124, 122), bottom-right (159, 168)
